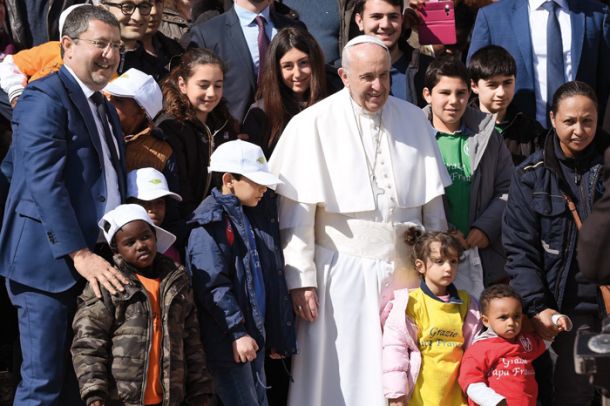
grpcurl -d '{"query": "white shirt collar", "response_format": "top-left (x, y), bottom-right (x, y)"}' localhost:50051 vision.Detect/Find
top-left (234, 3), bottom-right (271, 26)
top-left (529, 0), bottom-right (568, 12)
top-left (63, 64), bottom-right (97, 99)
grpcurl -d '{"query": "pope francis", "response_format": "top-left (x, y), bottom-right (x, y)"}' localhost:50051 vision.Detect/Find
top-left (269, 35), bottom-right (450, 406)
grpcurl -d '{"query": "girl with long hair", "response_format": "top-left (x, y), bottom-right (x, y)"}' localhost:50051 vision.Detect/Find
top-left (157, 47), bottom-right (238, 219)
top-left (242, 26), bottom-right (326, 157)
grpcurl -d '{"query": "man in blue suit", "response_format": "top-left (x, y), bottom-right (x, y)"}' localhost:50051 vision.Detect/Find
top-left (467, 0), bottom-right (610, 127)
top-left (0, 5), bottom-right (129, 404)
top-left (183, 0), bottom-right (305, 122)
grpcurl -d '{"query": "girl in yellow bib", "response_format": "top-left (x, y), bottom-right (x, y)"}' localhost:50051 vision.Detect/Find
top-left (382, 230), bottom-right (481, 406)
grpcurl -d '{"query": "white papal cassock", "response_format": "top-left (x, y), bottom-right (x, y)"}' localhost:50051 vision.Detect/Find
top-left (269, 88), bottom-right (450, 406)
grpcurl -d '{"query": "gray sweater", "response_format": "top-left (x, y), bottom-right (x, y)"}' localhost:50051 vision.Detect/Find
top-left (423, 105), bottom-right (514, 285)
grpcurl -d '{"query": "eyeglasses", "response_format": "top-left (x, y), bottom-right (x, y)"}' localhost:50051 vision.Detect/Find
top-left (74, 38), bottom-right (125, 54)
top-left (102, 1), bottom-right (153, 16)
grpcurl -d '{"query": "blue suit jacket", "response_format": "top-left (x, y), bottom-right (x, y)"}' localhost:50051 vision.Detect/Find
top-left (467, 0), bottom-right (610, 122)
top-left (0, 66), bottom-right (126, 293)
top-left (184, 7), bottom-right (305, 122)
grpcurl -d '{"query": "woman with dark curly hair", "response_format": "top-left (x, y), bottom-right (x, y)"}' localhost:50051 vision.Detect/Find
top-left (157, 47), bottom-right (238, 219)
top-left (242, 26), bottom-right (326, 158)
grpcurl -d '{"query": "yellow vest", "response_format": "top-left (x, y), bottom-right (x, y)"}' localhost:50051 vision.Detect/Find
top-left (407, 287), bottom-right (470, 406)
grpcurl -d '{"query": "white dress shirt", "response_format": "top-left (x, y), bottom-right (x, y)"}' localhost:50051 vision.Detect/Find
top-left (234, 4), bottom-right (278, 76)
top-left (528, 0), bottom-right (572, 125)
top-left (64, 65), bottom-right (121, 220)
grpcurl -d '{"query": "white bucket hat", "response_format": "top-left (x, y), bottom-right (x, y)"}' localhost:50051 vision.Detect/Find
top-left (103, 69), bottom-right (163, 120)
top-left (99, 204), bottom-right (176, 253)
top-left (127, 167), bottom-right (182, 202)
top-left (208, 140), bottom-right (282, 187)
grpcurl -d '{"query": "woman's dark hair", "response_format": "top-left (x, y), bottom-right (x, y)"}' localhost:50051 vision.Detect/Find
top-left (257, 26), bottom-right (326, 150)
top-left (551, 80), bottom-right (598, 115)
top-left (424, 54), bottom-right (470, 91)
top-left (403, 228), bottom-right (463, 267)
top-left (162, 48), bottom-right (236, 129)
top-left (479, 284), bottom-right (522, 316)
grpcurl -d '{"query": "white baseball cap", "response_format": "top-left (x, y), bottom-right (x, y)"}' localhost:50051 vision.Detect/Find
top-left (127, 167), bottom-right (182, 202)
top-left (99, 204), bottom-right (176, 253)
top-left (208, 140), bottom-right (282, 187)
top-left (103, 69), bottom-right (163, 120)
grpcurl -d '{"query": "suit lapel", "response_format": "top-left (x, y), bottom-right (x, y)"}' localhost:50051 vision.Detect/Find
top-left (569, 0), bottom-right (584, 76)
top-left (227, 8), bottom-right (256, 89)
top-left (59, 67), bottom-right (105, 168)
top-left (511, 0), bottom-right (535, 82)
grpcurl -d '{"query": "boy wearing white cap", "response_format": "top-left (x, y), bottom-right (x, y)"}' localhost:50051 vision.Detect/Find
top-left (72, 204), bottom-right (213, 406)
top-left (127, 167), bottom-right (184, 263)
top-left (186, 140), bottom-right (296, 406)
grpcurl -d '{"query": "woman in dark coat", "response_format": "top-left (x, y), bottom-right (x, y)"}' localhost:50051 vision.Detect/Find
top-left (503, 81), bottom-right (610, 405)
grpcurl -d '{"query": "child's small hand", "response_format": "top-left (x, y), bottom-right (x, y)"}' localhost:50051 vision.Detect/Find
top-left (89, 401), bottom-right (104, 406)
top-left (552, 314), bottom-right (573, 333)
top-left (232, 335), bottom-right (259, 363)
top-left (532, 308), bottom-right (561, 340)
top-left (389, 395), bottom-right (407, 406)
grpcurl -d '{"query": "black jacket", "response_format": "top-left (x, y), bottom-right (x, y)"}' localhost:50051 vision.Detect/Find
top-left (503, 131), bottom-right (609, 316)
top-left (156, 114), bottom-right (236, 220)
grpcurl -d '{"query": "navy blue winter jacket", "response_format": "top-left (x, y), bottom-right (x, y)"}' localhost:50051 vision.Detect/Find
top-left (503, 131), bottom-right (609, 316)
top-left (186, 188), bottom-right (296, 367)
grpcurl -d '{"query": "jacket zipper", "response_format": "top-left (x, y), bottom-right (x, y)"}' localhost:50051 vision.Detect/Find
top-left (140, 288), bottom-right (153, 406)
top-left (554, 165), bottom-right (601, 306)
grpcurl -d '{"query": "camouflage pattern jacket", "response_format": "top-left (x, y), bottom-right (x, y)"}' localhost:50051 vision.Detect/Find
top-left (71, 254), bottom-right (213, 406)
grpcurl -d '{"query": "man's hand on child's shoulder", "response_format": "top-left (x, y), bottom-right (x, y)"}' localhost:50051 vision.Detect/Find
top-left (232, 335), bottom-right (259, 363)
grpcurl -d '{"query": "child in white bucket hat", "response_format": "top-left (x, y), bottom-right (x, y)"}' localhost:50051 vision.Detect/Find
top-left (103, 69), bottom-right (173, 176)
top-left (186, 140), bottom-right (295, 406)
top-left (72, 204), bottom-right (214, 406)
top-left (127, 167), bottom-right (183, 263)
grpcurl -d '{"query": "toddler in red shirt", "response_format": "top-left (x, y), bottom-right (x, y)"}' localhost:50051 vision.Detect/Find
top-left (459, 285), bottom-right (571, 406)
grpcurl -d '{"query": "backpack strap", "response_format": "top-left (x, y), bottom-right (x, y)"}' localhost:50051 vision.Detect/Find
top-left (564, 193), bottom-right (610, 315)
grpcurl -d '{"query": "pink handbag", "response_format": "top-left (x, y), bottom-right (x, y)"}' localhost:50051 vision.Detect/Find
top-left (417, 0), bottom-right (457, 45)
